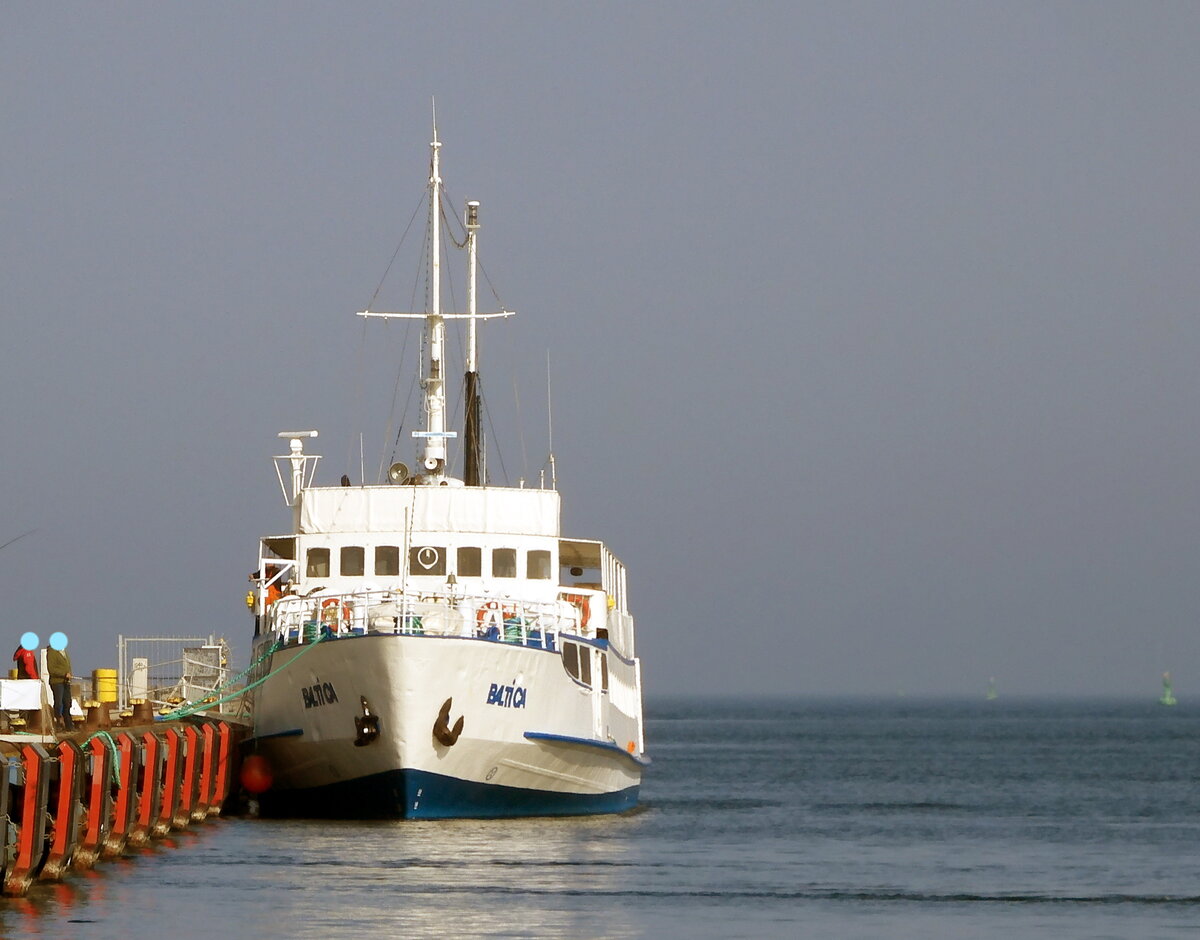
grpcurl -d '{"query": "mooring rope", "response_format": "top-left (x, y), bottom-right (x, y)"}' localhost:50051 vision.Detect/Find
top-left (157, 628), bottom-right (333, 722)
top-left (81, 729), bottom-right (123, 784)
top-left (4, 628), bottom-right (333, 740)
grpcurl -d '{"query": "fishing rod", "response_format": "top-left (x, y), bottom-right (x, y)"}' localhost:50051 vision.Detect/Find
top-left (0, 530), bottom-right (36, 553)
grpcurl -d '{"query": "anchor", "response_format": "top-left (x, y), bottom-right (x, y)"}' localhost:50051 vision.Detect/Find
top-left (432, 697), bottom-right (464, 747)
top-left (354, 696), bottom-right (380, 747)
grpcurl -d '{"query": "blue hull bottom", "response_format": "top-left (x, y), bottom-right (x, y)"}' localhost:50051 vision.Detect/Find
top-left (255, 767), bottom-right (641, 820)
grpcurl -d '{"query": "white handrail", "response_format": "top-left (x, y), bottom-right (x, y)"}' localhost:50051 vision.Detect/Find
top-left (264, 587), bottom-right (587, 647)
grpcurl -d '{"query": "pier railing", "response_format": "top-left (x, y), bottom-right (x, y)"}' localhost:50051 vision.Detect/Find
top-left (116, 635), bottom-right (238, 715)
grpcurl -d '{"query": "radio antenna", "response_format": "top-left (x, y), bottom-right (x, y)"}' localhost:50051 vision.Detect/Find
top-left (546, 350), bottom-right (556, 489)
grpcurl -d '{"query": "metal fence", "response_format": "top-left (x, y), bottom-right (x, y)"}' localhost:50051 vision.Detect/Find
top-left (115, 634), bottom-right (238, 715)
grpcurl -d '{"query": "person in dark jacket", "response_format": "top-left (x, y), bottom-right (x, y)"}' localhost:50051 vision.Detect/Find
top-left (46, 637), bottom-right (73, 730)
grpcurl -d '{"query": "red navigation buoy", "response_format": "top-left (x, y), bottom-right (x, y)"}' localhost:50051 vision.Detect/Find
top-left (239, 754), bottom-right (273, 794)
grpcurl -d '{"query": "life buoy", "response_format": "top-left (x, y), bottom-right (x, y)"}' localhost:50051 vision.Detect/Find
top-left (562, 593), bottom-right (591, 630)
top-left (476, 600), bottom-right (501, 630)
top-left (320, 597), bottom-right (351, 627)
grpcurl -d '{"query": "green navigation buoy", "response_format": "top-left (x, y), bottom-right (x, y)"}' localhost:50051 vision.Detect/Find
top-left (1160, 671), bottom-right (1177, 707)
top-left (986, 677), bottom-right (998, 701)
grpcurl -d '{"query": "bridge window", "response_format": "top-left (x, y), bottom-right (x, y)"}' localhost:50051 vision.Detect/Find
top-left (560, 641), bottom-right (594, 688)
top-left (375, 545), bottom-right (400, 577)
top-left (528, 549), bottom-right (551, 580)
top-left (492, 548), bottom-right (517, 578)
top-left (457, 546), bottom-right (482, 577)
top-left (410, 545), bottom-right (446, 576)
top-left (306, 547), bottom-right (330, 578)
top-left (561, 642), bottom-right (580, 682)
top-left (341, 546), bottom-right (364, 576)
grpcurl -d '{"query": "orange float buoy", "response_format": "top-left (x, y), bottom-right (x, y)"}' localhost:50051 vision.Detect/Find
top-left (240, 754), bottom-right (273, 794)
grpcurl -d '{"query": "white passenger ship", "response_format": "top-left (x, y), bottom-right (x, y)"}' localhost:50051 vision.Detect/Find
top-left (244, 126), bottom-right (646, 818)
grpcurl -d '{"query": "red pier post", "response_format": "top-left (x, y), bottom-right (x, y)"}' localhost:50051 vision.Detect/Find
top-left (73, 735), bottom-right (115, 870)
top-left (4, 743), bottom-right (51, 896)
top-left (129, 731), bottom-right (163, 848)
top-left (103, 732), bottom-right (139, 858)
top-left (210, 721), bottom-right (234, 814)
top-left (0, 751), bottom-right (12, 876)
top-left (153, 727), bottom-right (183, 838)
top-left (174, 724), bottom-right (202, 827)
top-left (41, 739), bottom-right (86, 880)
top-left (195, 722), bottom-right (217, 818)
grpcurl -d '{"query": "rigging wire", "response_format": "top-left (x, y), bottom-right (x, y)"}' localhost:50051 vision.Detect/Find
top-left (354, 190), bottom-right (427, 480)
top-left (439, 184), bottom-right (470, 249)
top-left (377, 197), bottom-right (433, 477)
top-left (477, 257), bottom-right (507, 309)
top-left (364, 192), bottom-right (426, 314)
top-left (380, 323), bottom-right (418, 481)
top-left (348, 314), bottom-right (368, 480)
top-left (512, 374), bottom-right (529, 482)
top-left (482, 392), bottom-right (508, 485)
top-left (361, 171), bottom-right (516, 483)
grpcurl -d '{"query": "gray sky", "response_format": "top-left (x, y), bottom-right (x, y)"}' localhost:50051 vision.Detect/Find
top-left (3, 3), bottom-right (1198, 698)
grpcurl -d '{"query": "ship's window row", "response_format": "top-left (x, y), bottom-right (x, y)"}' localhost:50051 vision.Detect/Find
top-left (304, 545), bottom-right (553, 580)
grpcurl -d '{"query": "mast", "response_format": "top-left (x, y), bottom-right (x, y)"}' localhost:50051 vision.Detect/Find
top-left (357, 119), bottom-right (515, 485)
top-left (464, 200), bottom-right (483, 486)
top-left (420, 123), bottom-right (449, 479)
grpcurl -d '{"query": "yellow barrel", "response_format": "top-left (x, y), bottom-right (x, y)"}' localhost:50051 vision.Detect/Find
top-left (93, 668), bottom-right (118, 703)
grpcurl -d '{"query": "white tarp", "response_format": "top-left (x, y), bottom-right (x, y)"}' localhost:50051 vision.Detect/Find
top-left (299, 485), bottom-right (559, 537)
top-left (0, 679), bottom-right (44, 710)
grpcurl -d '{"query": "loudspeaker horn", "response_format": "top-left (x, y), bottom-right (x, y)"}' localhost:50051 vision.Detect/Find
top-left (387, 462), bottom-right (410, 484)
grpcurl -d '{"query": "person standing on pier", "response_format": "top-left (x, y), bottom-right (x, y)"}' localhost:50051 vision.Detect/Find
top-left (46, 634), bottom-right (73, 731)
top-left (12, 634), bottom-right (38, 679)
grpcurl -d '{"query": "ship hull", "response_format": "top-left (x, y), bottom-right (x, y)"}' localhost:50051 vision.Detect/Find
top-left (254, 767), bottom-right (639, 820)
top-left (248, 633), bottom-right (645, 819)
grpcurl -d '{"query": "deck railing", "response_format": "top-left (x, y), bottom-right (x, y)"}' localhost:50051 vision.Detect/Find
top-left (264, 587), bottom-right (598, 651)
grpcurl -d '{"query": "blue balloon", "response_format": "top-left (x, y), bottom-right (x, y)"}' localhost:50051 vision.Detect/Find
top-left (49, 631), bottom-right (68, 651)
top-left (20, 631), bottom-right (38, 651)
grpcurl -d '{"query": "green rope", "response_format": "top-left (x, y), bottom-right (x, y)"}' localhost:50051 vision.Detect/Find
top-left (82, 729), bottom-right (123, 784)
top-left (10, 638), bottom-right (318, 778)
top-left (1, 634), bottom-right (316, 744)
top-left (157, 629), bottom-right (333, 722)
top-left (151, 635), bottom-right (283, 721)
top-left (198, 636), bottom-right (284, 701)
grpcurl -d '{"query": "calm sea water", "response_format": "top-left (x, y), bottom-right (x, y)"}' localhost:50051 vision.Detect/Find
top-left (4, 698), bottom-right (1200, 938)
